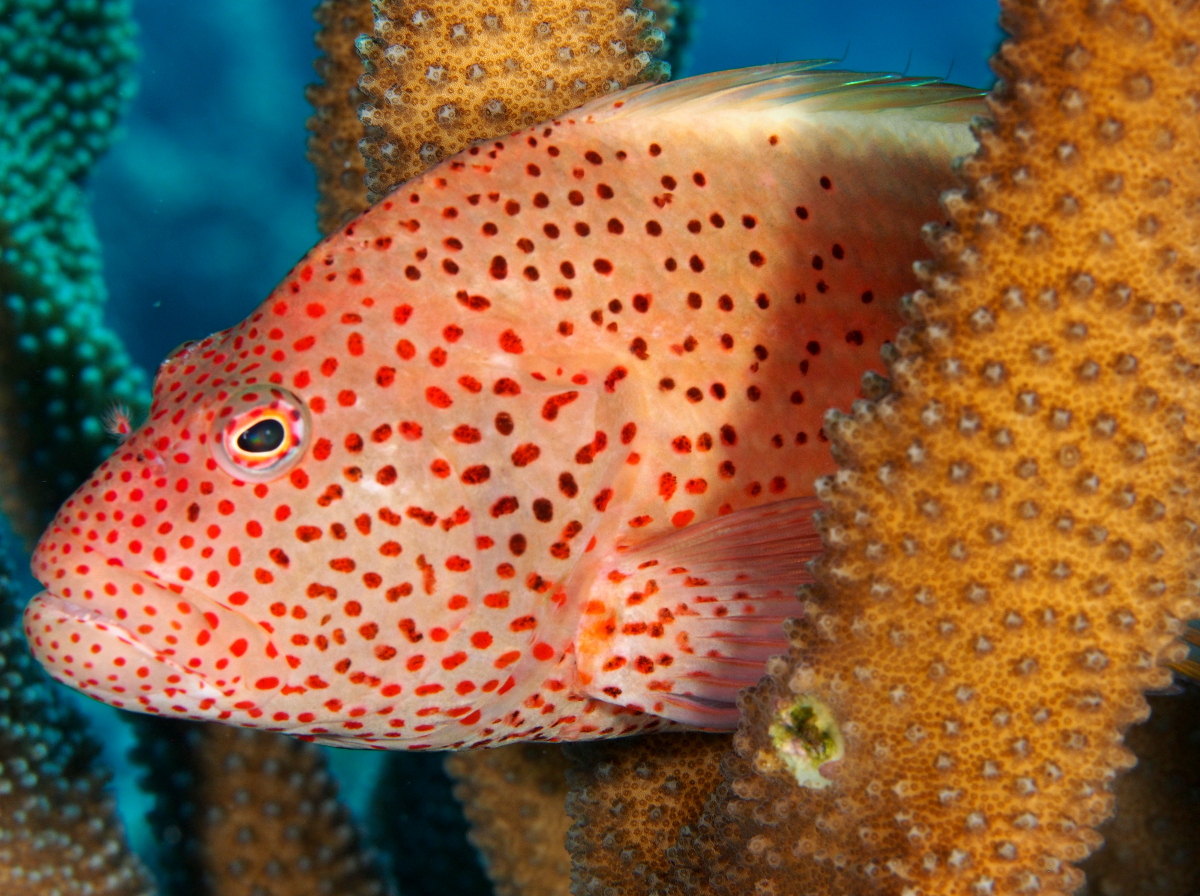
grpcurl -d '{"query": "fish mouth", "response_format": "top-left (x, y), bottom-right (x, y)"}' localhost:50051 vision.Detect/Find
top-left (24, 553), bottom-right (275, 719)
top-left (23, 589), bottom-right (233, 716)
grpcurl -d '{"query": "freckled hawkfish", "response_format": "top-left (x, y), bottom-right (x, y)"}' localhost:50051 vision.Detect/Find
top-left (26, 64), bottom-right (981, 749)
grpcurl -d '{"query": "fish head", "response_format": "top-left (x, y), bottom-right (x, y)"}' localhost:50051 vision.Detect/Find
top-left (25, 227), bottom-right (624, 747)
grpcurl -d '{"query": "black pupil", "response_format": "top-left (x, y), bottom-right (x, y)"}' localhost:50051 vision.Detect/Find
top-left (237, 419), bottom-right (286, 454)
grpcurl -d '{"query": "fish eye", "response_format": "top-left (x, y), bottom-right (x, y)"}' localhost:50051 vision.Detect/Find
top-left (236, 418), bottom-right (286, 454)
top-left (211, 387), bottom-right (310, 482)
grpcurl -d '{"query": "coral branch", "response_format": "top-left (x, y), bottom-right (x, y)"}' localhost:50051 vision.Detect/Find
top-left (355, 0), bottom-right (669, 201)
top-left (694, 1), bottom-right (1200, 893)
top-left (565, 733), bottom-right (727, 895)
top-left (0, 0), bottom-right (149, 538)
top-left (446, 745), bottom-right (573, 896)
top-left (130, 718), bottom-right (390, 896)
top-left (308, 0), bottom-right (375, 234)
top-left (0, 549), bottom-right (153, 895)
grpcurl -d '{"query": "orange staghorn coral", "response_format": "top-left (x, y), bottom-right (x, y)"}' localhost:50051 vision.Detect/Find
top-left (677, 0), bottom-right (1200, 893)
top-left (445, 744), bottom-right (573, 896)
top-left (308, 0), bottom-right (376, 235)
top-left (563, 732), bottom-right (728, 896)
top-left (355, 0), bottom-right (669, 201)
top-left (1079, 682), bottom-right (1200, 896)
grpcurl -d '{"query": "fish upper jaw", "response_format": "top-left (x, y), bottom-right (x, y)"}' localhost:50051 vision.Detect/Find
top-left (25, 539), bottom-right (284, 723)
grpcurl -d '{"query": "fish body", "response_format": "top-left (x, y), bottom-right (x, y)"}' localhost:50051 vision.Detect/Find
top-left (25, 65), bottom-right (981, 749)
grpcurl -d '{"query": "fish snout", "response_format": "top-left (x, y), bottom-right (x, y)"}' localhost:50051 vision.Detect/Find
top-left (24, 551), bottom-right (285, 722)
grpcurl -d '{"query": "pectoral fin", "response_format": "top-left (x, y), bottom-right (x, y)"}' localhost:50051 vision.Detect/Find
top-left (574, 498), bottom-right (822, 728)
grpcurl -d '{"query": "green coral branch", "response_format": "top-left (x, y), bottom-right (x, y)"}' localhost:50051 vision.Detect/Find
top-left (0, 0), bottom-right (149, 539)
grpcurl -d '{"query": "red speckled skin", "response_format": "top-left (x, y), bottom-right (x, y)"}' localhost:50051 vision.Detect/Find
top-left (25, 69), bottom-right (980, 749)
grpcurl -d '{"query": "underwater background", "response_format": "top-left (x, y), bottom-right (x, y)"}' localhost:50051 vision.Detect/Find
top-left (59, 0), bottom-right (1000, 871)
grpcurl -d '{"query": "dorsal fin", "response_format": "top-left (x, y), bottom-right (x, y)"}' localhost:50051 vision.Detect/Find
top-left (561, 61), bottom-right (987, 127)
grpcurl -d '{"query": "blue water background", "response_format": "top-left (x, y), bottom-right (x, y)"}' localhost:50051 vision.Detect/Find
top-left (72, 0), bottom-right (1001, 865)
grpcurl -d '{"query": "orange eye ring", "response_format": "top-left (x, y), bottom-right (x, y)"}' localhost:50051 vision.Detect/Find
top-left (211, 387), bottom-right (310, 482)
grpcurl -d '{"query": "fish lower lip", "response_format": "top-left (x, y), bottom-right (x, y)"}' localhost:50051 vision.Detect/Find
top-left (23, 589), bottom-right (234, 715)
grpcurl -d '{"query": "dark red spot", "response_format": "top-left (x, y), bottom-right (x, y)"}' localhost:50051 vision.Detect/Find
top-left (490, 256), bottom-right (508, 279)
top-left (558, 472), bottom-right (578, 497)
top-left (846, 330), bottom-right (864, 346)
top-left (820, 175), bottom-right (832, 189)
top-left (541, 391), bottom-right (578, 421)
top-left (645, 220), bottom-right (662, 236)
top-left (604, 366), bottom-right (627, 392)
top-left (426, 387), bottom-right (452, 408)
top-left (749, 250), bottom-right (765, 267)
top-left (499, 330), bottom-right (524, 353)
top-left (511, 444), bottom-right (541, 467)
top-left (491, 496), bottom-right (519, 517)
top-left (453, 425), bottom-right (482, 444)
top-left (495, 412), bottom-right (514, 435)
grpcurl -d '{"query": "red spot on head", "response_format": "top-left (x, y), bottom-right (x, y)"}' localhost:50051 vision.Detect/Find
top-left (499, 329), bottom-right (524, 353)
top-left (425, 387), bottom-right (453, 408)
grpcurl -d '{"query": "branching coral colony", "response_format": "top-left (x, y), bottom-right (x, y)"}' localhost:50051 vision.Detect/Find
top-left (675, 0), bottom-right (1200, 893)
top-left (0, 0), bottom-right (149, 540)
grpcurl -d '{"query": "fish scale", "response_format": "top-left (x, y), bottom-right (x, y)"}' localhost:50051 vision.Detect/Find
top-left (25, 65), bottom-right (982, 749)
